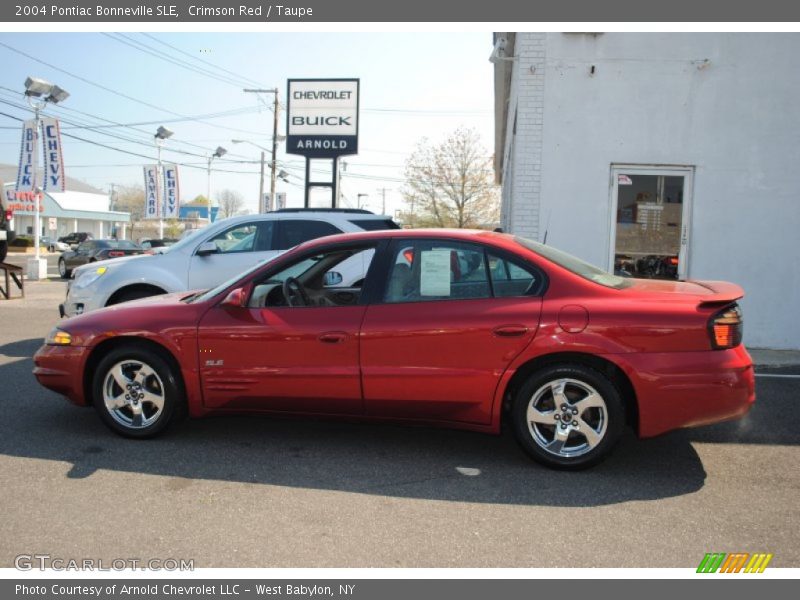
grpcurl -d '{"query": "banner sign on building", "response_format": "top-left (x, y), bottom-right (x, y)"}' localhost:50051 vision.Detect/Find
top-left (286, 79), bottom-right (359, 158)
top-left (143, 165), bottom-right (161, 220)
top-left (162, 164), bottom-right (180, 219)
top-left (16, 119), bottom-right (38, 193)
top-left (40, 117), bottom-right (66, 192)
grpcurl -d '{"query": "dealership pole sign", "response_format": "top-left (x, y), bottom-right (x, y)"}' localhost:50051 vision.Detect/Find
top-left (16, 119), bottom-right (39, 193)
top-left (286, 79), bottom-right (359, 158)
top-left (143, 165), bottom-right (161, 220)
top-left (40, 117), bottom-right (66, 192)
top-left (143, 164), bottom-right (181, 220)
top-left (162, 164), bottom-right (180, 219)
top-left (286, 78), bottom-right (359, 207)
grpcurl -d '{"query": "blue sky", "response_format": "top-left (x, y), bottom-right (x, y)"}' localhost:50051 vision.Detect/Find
top-left (0, 32), bottom-right (494, 215)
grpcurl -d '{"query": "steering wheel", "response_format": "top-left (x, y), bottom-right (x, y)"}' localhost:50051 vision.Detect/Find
top-left (282, 277), bottom-right (310, 307)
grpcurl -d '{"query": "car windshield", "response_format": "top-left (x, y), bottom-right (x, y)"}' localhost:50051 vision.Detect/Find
top-left (516, 236), bottom-right (631, 289)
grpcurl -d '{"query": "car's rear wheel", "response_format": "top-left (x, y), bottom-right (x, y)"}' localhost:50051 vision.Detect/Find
top-left (92, 346), bottom-right (184, 438)
top-left (0, 241), bottom-right (7, 263)
top-left (58, 258), bottom-right (70, 279)
top-left (511, 364), bottom-right (625, 470)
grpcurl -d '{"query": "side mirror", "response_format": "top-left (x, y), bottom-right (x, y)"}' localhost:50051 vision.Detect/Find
top-left (221, 287), bottom-right (248, 308)
top-left (196, 241), bottom-right (218, 256)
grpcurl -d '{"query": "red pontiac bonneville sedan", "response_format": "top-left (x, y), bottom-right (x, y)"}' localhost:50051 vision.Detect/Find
top-left (33, 229), bottom-right (755, 469)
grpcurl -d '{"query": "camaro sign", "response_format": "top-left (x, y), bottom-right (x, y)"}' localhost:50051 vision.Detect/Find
top-left (286, 79), bottom-right (359, 158)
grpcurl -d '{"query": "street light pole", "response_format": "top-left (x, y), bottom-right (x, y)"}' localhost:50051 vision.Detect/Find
top-left (259, 151), bottom-right (266, 213)
top-left (243, 88), bottom-right (280, 211)
top-left (155, 138), bottom-right (164, 239)
top-left (206, 146), bottom-right (228, 223)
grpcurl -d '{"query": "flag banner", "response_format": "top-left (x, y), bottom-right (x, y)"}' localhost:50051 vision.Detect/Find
top-left (162, 164), bottom-right (180, 219)
top-left (16, 119), bottom-right (38, 192)
top-left (41, 117), bottom-right (67, 192)
top-left (276, 192), bottom-right (287, 209)
top-left (40, 117), bottom-right (66, 192)
top-left (143, 165), bottom-right (161, 220)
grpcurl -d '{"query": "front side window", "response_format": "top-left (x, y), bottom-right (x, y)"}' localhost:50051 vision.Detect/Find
top-left (206, 222), bottom-right (272, 254)
top-left (248, 244), bottom-right (377, 308)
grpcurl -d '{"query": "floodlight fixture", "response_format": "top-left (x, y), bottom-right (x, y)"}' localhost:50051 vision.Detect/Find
top-left (24, 76), bottom-right (54, 97)
top-left (155, 126), bottom-right (174, 140)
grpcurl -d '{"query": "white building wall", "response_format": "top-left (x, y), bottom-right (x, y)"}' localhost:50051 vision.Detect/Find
top-left (503, 33), bottom-right (800, 349)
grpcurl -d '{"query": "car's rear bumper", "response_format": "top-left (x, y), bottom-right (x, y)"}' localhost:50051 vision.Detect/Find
top-left (33, 344), bottom-right (90, 406)
top-left (614, 344), bottom-right (755, 438)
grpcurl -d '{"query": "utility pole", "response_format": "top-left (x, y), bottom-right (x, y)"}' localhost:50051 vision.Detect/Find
top-left (243, 88), bottom-right (279, 211)
top-left (377, 188), bottom-right (390, 215)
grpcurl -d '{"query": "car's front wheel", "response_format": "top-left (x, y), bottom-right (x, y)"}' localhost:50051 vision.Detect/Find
top-left (92, 345), bottom-right (185, 438)
top-left (511, 364), bottom-right (625, 470)
top-left (58, 258), bottom-right (70, 279)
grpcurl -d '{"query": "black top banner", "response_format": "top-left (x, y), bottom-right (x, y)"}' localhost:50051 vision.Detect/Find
top-left (3, 0), bottom-right (800, 22)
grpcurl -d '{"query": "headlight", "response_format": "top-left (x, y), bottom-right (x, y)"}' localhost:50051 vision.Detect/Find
top-left (45, 328), bottom-right (72, 346)
top-left (73, 266), bottom-right (107, 290)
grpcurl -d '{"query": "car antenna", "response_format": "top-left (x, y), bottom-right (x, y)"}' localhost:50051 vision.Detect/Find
top-left (542, 209), bottom-right (552, 245)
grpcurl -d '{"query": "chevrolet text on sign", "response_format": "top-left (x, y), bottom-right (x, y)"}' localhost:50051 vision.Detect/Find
top-left (286, 78), bottom-right (359, 158)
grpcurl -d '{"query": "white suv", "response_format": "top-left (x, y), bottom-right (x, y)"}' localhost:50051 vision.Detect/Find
top-left (59, 209), bottom-right (399, 318)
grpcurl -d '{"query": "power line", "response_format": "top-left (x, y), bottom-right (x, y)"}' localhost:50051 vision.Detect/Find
top-left (0, 41), bottom-right (271, 136)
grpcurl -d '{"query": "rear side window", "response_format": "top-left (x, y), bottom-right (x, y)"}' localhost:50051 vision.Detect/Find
top-left (274, 220), bottom-right (341, 250)
top-left (487, 253), bottom-right (540, 297)
top-left (384, 241), bottom-right (491, 303)
top-left (348, 218), bottom-right (400, 231)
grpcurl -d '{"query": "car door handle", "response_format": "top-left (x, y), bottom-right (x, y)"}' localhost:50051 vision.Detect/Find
top-left (319, 331), bottom-right (348, 344)
top-left (493, 325), bottom-right (528, 337)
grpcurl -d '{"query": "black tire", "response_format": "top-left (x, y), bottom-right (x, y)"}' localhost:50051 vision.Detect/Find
top-left (92, 345), bottom-right (186, 439)
top-left (511, 363), bottom-right (625, 470)
top-left (58, 258), bottom-right (70, 279)
top-left (108, 287), bottom-right (162, 305)
top-left (0, 241), bottom-right (6, 263)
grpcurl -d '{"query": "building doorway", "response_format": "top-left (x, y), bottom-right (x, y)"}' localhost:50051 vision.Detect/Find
top-left (609, 165), bottom-right (693, 280)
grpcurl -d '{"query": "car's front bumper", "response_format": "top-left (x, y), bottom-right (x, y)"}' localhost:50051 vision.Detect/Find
top-left (60, 280), bottom-right (106, 318)
top-left (616, 344), bottom-right (755, 438)
top-left (33, 344), bottom-right (91, 406)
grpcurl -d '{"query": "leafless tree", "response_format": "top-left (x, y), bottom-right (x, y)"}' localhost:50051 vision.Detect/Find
top-left (216, 189), bottom-right (247, 219)
top-left (402, 127), bottom-right (499, 229)
top-left (111, 184), bottom-right (145, 239)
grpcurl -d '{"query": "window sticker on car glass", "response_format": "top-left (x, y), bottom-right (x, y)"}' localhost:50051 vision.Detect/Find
top-left (420, 250), bottom-right (451, 296)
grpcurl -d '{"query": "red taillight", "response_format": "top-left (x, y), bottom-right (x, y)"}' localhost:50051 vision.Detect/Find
top-left (709, 304), bottom-right (743, 349)
top-left (402, 249), bottom-right (414, 264)
top-left (4, 210), bottom-right (12, 221)
top-left (668, 256), bottom-right (679, 266)
top-left (108, 251), bottom-right (124, 257)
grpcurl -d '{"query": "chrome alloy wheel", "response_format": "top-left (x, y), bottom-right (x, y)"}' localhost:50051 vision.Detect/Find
top-left (526, 378), bottom-right (608, 458)
top-left (102, 360), bottom-right (165, 429)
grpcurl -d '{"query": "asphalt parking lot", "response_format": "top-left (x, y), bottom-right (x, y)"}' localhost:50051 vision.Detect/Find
top-left (1, 280), bottom-right (798, 568)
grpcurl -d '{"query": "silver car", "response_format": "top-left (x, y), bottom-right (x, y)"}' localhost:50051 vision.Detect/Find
top-left (60, 210), bottom-right (399, 317)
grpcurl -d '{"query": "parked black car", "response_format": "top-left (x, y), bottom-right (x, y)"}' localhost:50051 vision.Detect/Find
top-left (58, 239), bottom-right (144, 279)
top-left (140, 238), bottom-right (178, 251)
top-left (58, 232), bottom-right (94, 248)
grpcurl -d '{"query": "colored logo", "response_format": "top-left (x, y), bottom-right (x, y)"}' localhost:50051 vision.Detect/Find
top-left (697, 553), bottom-right (773, 573)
